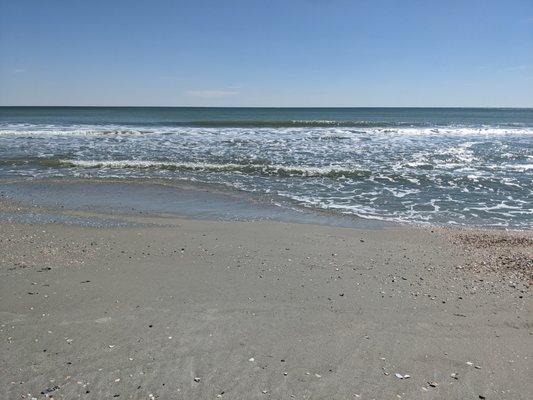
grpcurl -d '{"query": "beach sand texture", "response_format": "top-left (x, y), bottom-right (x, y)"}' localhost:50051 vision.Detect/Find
top-left (0, 188), bottom-right (531, 400)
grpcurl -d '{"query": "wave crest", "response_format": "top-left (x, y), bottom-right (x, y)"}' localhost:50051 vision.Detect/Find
top-left (58, 159), bottom-right (372, 178)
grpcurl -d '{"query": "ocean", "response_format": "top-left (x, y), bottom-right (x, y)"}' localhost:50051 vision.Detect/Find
top-left (0, 107), bottom-right (531, 228)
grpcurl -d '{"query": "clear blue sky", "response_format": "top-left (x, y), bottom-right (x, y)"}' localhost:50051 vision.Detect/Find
top-left (1, 0), bottom-right (532, 107)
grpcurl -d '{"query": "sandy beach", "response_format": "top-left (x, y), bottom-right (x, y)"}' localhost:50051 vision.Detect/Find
top-left (3, 0), bottom-right (533, 398)
top-left (0, 180), bottom-right (531, 400)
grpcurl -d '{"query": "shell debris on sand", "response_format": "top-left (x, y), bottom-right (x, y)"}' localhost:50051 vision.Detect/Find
top-left (395, 373), bottom-right (411, 379)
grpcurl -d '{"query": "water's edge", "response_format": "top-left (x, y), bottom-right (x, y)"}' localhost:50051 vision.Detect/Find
top-left (0, 177), bottom-right (396, 229)
top-left (1, 107), bottom-right (531, 228)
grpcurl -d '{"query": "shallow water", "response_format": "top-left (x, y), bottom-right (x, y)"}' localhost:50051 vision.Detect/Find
top-left (1, 107), bottom-right (532, 228)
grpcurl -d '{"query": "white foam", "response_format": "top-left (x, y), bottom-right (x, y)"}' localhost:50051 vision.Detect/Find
top-left (1, 123), bottom-right (532, 138)
top-left (1, 121), bottom-right (531, 229)
top-left (59, 159), bottom-right (368, 178)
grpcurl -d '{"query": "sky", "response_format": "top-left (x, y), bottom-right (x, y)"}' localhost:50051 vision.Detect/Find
top-left (0, 0), bottom-right (532, 107)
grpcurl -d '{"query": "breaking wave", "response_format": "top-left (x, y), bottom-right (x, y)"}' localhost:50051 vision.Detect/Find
top-left (1, 123), bottom-right (532, 138)
top-left (1, 107), bottom-right (532, 229)
top-left (57, 159), bottom-right (372, 179)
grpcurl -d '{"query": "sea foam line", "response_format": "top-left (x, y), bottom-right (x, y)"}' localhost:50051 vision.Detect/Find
top-left (1, 124), bottom-right (533, 137)
top-left (58, 159), bottom-right (371, 178)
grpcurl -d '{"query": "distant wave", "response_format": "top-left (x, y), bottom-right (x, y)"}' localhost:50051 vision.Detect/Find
top-left (1, 123), bottom-right (532, 137)
top-left (0, 126), bottom-right (151, 136)
top-left (121, 120), bottom-right (533, 129)
top-left (0, 120), bottom-right (416, 128)
top-left (184, 120), bottom-right (417, 128)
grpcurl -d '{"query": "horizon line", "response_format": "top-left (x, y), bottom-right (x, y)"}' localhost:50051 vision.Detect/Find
top-left (1, 105), bottom-right (532, 110)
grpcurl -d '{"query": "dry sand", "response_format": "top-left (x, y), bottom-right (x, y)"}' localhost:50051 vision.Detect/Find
top-left (0, 190), bottom-right (531, 399)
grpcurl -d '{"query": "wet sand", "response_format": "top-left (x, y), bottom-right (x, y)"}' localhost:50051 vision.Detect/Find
top-left (0, 180), bottom-right (531, 399)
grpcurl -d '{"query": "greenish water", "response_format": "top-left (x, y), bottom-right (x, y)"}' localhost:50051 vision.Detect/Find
top-left (1, 106), bottom-right (532, 127)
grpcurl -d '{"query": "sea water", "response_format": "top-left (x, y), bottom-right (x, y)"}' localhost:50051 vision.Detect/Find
top-left (0, 107), bottom-right (531, 228)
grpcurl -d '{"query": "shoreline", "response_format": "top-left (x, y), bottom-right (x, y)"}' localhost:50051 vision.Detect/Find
top-left (0, 177), bottom-right (397, 229)
top-left (1, 176), bottom-right (530, 231)
top-left (0, 178), bottom-right (531, 399)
